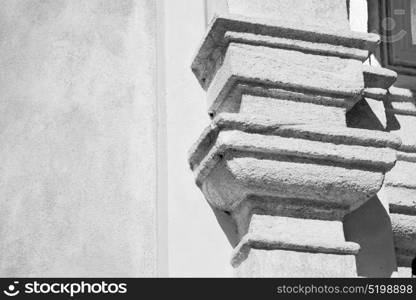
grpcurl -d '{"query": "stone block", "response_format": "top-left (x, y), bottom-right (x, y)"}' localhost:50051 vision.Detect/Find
top-left (205, 43), bottom-right (365, 120)
top-left (190, 114), bottom-right (399, 217)
top-left (207, 0), bottom-right (352, 33)
top-left (231, 216), bottom-right (359, 277)
top-left (192, 16), bottom-right (379, 90)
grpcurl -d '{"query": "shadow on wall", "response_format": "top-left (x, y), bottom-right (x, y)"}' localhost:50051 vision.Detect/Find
top-left (413, 258), bottom-right (416, 277)
top-left (346, 99), bottom-right (386, 131)
top-left (345, 99), bottom-right (398, 277)
top-left (346, 98), bottom-right (402, 132)
top-left (343, 196), bottom-right (397, 277)
top-left (384, 101), bottom-right (401, 131)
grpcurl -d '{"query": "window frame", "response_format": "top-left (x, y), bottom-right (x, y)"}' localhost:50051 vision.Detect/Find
top-left (377, 0), bottom-right (416, 75)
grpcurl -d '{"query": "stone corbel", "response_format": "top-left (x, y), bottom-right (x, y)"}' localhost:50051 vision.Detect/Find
top-left (189, 114), bottom-right (399, 277)
top-left (190, 0), bottom-right (401, 277)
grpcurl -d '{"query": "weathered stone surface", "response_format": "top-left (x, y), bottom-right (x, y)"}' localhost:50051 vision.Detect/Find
top-left (231, 215), bottom-right (360, 278)
top-left (363, 88), bottom-right (388, 100)
top-left (190, 0), bottom-right (401, 278)
top-left (363, 65), bottom-right (397, 89)
top-left (205, 43), bottom-right (364, 118)
top-left (382, 87), bottom-right (416, 271)
top-left (224, 32), bottom-right (370, 61)
top-left (391, 214), bottom-right (416, 267)
top-left (386, 89), bottom-right (416, 121)
top-left (232, 215), bottom-right (359, 277)
top-left (192, 16), bottom-right (379, 90)
top-left (190, 124), bottom-right (397, 215)
top-left (217, 93), bottom-right (349, 126)
top-left (232, 215), bottom-right (359, 264)
top-left (207, 0), bottom-right (352, 32)
top-left (387, 187), bottom-right (416, 216)
top-left (386, 160), bottom-right (416, 191)
top-left (235, 249), bottom-right (358, 277)
top-left (189, 113), bottom-right (401, 168)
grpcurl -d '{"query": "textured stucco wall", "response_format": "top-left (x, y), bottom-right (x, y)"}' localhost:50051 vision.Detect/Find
top-left (0, 0), bottom-right (159, 276)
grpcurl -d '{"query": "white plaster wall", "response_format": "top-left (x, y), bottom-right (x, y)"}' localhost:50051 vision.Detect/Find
top-left (349, 0), bottom-right (368, 33)
top-left (1, 0), bottom-right (400, 278)
top-left (164, 0), bottom-right (233, 277)
top-left (0, 0), bottom-right (159, 277)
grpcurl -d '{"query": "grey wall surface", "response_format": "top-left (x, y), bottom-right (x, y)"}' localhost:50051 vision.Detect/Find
top-left (0, 0), bottom-right (159, 276)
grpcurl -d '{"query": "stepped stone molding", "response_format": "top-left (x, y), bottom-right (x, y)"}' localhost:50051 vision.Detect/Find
top-left (358, 65), bottom-right (416, 273)
top-left (341, 63), bottom-right (416, 272)
top-left (192, 15), bottom-right (379, 90)
top-left (189, 0), bottom-right (400, 277)
top-left (382, 88), bottom-right (416, 270)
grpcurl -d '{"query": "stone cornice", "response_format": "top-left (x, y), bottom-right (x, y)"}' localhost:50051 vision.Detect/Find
top-left (205, 43), bottom-right (365, 115)
top-left (189, 113), bottom-right (401, 171)
top-left (192, 15), bottom-right (379, 89)
top-left (189, 118), bottom-right (398, 216)
top-left (192, 129), bottom-right (396, 183)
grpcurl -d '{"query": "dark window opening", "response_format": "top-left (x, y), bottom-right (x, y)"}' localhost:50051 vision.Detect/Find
top-left (372, 0), bottom-right (416, 75)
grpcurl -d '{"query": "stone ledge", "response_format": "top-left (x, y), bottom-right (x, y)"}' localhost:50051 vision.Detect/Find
top-left (363, 65), bottom-right (397, 90)
top-left (205, 43), bottom-right (364, 114)
top-left (384, 88), bottom-right (416, 117)
top-left (243, 195), bottom-right (350, 222)
top-left (397, 152), bottom-right (416, 163)
top-left (391, 139), bottom-right (416, 154)
top-left (387, 187), bottom-right (416, 216)
top-left (385, 160), bottom-right (416, 189)
top-left (211, 84), bottom-right (354, 126)
top-left (358, 85), bottom-right (415, 106)
top-left (192, 15), bottom-right (379, 89)
top-left (223, 31), bottom-right (370, 61)
top-left (363, 88), bottom-right (388, 100)
top-left (192, 130), bottom-right (396, 180)
top-left (385, 103), bottom-right (416, 117)
top-left (388, 87), bottom-right (416, 103)
top-left (231, 234), bottom-right (360, 268)
top-left (201, 157), bottom-right (384, 212)
top-left (189, 113), bottom-right (401, 170)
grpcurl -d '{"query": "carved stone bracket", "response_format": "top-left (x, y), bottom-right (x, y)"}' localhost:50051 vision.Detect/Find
top-left (190, 0), bottom-right (401, 277)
